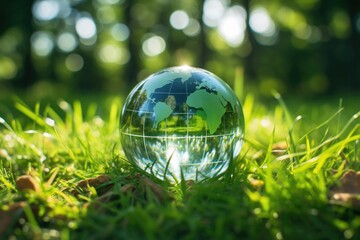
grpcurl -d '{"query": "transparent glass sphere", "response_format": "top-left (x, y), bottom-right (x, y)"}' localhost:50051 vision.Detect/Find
top-left (120, 66), bottom-right (244, 181)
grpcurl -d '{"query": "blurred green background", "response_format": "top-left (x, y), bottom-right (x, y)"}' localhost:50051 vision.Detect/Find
top-left (0, 0), bottom-right (359, 101)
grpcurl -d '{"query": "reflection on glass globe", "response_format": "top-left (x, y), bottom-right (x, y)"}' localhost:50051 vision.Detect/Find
top-left (120, 66), bottom-right (245, 182)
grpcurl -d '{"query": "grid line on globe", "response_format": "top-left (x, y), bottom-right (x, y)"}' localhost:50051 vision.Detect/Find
top-left (120, 66), bottom-right (245, 182)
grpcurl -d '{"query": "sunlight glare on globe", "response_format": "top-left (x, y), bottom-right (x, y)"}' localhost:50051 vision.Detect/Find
top-left (120, 66), bottom-right (245, 182)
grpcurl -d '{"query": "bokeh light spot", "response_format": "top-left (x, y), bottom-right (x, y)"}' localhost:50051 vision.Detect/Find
top-left (330, 11), bottom-right (350, 39)
top-left (65, 54), bottom-right (84, 72)
top-left (97, 6), bottom-right (116, 24)
top-left (76, 17), bottom-right (97, 39)
top-left (57, 0), bottom-right (71, 18)
top-left (294, 25), bottom-right (312, 40)
top-left (183, 19), bottom-right (201, 37)
top-left (307, 26), bottom-right (321, 43)
top-left (250, 7), bottom-right (278, 45)
top-left (111, 23), bottom-right (130, 41)
top-left (217, 5), bottom-right (246, 47)
top-left (80, 36), bottom-right (97, 46)
top-left (99, 45), bottom-right (130, 64)
top-left (57, 32), bottom-right (77, 52)
top-left (170, 10), bottom-right (190, 30)
top-left (32, 0), bottom-right (60, 21)
top-left (249, 7), bottom-right (276, 37)
top-left (97, 0), bottom-right (124, 4)
top-left (203, 0), bottom-right (227, 27)
top-left (31, 31), bottom-right (54, 57)
top-left (142, 35), bottom-right (166, 57)
top-left (0, 57), bottom-right (17, 80)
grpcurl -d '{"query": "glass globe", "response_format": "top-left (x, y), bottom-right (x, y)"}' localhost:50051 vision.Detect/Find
top-left (120, 66), bottom-right (244, 181)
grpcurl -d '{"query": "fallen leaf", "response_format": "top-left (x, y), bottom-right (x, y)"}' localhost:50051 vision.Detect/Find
top-left (16, 175), bottom-right (40, 193)
top-left (86, 184), bottom-right (136, 210)
top-left (272, 141), bottom-right (287, 156)
top-left (331, 193), bottom-right (360, 208)
top-left (72, 174), bottom-right (113, 197)
top-left (85, 191), bottom-right (117, 210)
top-left (136, 177), bottom-right (172, 203)
top-left (124, 173), bottom-right (142, 181)
top-left (329, 170), bottom-right (360, 207)
top-left (248, 175), bottom-right (264, 189)
top-left (120, 183), bottom-right (136, 195)
top-left (0, 201), bottom-right (26, 235)
top-left (83, 174), bottom-right (172, 211)
top-left (0, 202), bottom-right (41, 236)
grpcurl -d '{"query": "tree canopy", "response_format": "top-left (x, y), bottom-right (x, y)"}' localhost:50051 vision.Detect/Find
top-left (0, 0), bottom-right (359, 97)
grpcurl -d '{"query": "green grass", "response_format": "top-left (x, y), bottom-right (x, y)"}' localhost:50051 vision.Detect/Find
top-left (0, 93), bottom-right (359, 240)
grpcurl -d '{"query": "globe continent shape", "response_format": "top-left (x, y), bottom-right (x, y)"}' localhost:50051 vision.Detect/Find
top-left (121, 66), bottom-right (244, 181)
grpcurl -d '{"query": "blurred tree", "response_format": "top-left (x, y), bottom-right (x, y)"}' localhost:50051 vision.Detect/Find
top-left (0, 0), bottom-right (36, 88)
top-left (346, 0), bottom-right (360, 89)
top-left (0, 0), bottom-right (359, 97)
top-left (124, 0), bottom-right (138, 91)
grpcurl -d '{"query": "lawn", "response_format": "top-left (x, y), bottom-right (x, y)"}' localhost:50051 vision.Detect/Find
top-left (0, 92), bottom-right (359, 239)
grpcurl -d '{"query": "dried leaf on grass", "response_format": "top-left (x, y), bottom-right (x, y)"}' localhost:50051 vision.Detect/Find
top-left (86, 174), bottom-right (172, 210)
top-left (86, 184), bottom-right (136, 210)
top-left (1, 174), bottom-right (62, 235)
top-left (120, 183), bottom-right (136, 194)
top-left (71, 174), bottom-right (113, 196)
top-left (248, 174), bottom-right (264, 189)
top-left (272, 141), bottom-right (288, 156)
top-left (136, 176), bottom-right (172, 203)
top-left (3, 173), bottom-right (172, 235)
top-left (0, 201), bottom-right (26, 235)
top-left (329, 170), bottom-right (360, 208)
top-left (16, 175), bottom-right (41, 193)
top-left (0, 202), bottom-right (42, 236)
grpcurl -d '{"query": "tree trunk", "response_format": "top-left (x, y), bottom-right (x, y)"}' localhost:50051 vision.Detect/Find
top-left (243, 0), bottom-right (256, 82)
top-left (199, 0), bottom-right (207, 68)
top-left (345, 0), bottom-right (360, 89)
top-left (125, 0), bottom-right (139, 92)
